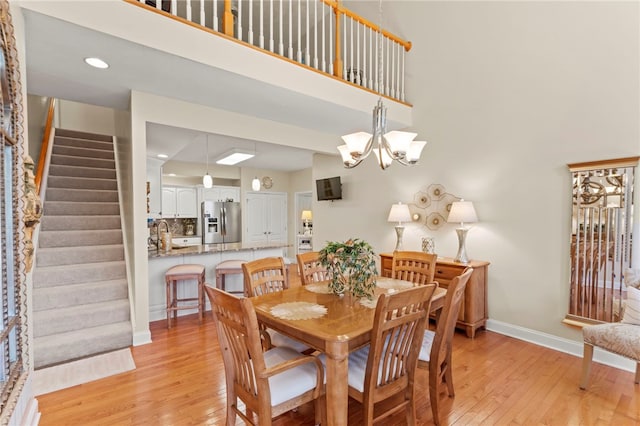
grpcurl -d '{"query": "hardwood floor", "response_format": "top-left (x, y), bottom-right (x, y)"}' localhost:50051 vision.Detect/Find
top-left (37, 276), bottom-right (640, 425)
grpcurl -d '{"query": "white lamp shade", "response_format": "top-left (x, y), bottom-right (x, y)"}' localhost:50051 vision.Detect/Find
top-left (341, 131), bottom-right (372, 155)
top-left (384, 130), bottom-right (417, 155)
top-left (387, 202), bottom-right (412, 224)
top-left (251, 176), bottom-right (261, 191)
top-left (203, 173), bottom-right (213, 189)
top-left (447, 201), bottom-right (478, 224)
top-left (301, 210), bottom-right (313, 221)
top-left (337, 145), bottom-right (358, 166)
top-left (406, 141), bottom-right (427, 163)
top-left (373, 145), bottom-right (393, 168)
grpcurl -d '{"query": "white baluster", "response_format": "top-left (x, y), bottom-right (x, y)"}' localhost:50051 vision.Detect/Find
top-left (396, 42), bottom-right (401, 100)
top-left (329, 4), bottom-right (333, 75)
top-left (362, 24), bottom-right (367, 89)
top-left (297, 0), bottom-right (302, 63)
top-left (349, 17), bottom-right (354, 83)
top-left (342, 16), bottom-right (347, 81)
top-left (200, 0), bottom-right (205, 26)
top-left (259, 0), bottom-right (264, 49)
top-left (356, 19), bottom-right (360, 85)
top-left (171, 0), bottom-right (177, 14)
top-left (375, 28), bottom-right (379, 93)
top-left (248, 0), bottom-right (254, 45)
top-left (321, 1), bottom-right (326, 73)
top-left (313, 0), bottom-right (318, 69)
top-left (400, 48), bottom-right (405, 102)
top-left (269, 0), bottom-right (274, 52)
top-left (385, 37), bottom-right (390, 96)
top-left (213, 0), bottom-right (218, 31)
top-left (391, 41), bottom-right (396, 99)
top-left (288, 0), bottom-right (293, 59)
top-left (279, 0), bottom-right (284, 55)
top-left (238, 0), bottom-right (243, 40)
top-left (186, 0), bottom-right (192, 21)
top-left (305, 0), bottom-right (310, 67)
top-left (154, 0), bottom-right (161, 10)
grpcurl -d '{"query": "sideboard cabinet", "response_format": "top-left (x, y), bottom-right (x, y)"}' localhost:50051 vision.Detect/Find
top-left (380, 253), bottom-right (489, 338)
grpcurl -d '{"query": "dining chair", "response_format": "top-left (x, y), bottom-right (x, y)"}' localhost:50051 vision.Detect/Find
top-left (243, 257), bottom-right (312, 353)
top-left (204, 285), bottom-right (326, 426)
top-left (297, 251), bottom-right (330, 285)
top-left (391, 251), bottom-right (437, 285)
top-left (346, 284), bottom-right (437, 425)
top-left (418, 267), bottom-right (473, 425)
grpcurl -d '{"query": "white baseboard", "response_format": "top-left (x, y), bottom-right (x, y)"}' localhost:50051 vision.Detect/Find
top-left (486, 319), bottom-right (636, 373)
top-left (133, 329), bottom-right (152, 346)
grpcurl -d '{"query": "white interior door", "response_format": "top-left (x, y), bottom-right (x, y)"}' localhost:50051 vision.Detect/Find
top-left (246, 192), bottom-right (287, 243)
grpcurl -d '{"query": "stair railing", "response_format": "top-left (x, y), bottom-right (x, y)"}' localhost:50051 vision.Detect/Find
top-left (126, 0), bottom-right (411, 103)
top-left (35, 97), bottom-right (55, 195)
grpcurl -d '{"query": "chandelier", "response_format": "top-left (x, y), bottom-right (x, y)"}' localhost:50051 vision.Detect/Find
top-left (337, 1), bottom-right (426, 170)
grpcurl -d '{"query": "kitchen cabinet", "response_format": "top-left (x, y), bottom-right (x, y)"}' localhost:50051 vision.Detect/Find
top-left (202, 185), bottom-right (240, 202)
top-left (162, 186), bottom-right (198, 218)
top-left (380, 253), bottom-right (489, 338)
top-left (146, 158), bottom-right (163, 218)
top-left (245, 192), bottom-right (287, 243)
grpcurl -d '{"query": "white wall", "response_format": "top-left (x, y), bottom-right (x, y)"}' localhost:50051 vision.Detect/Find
top-left (316, 1), bottom-right (639, 345)
top-left (57, 99), bottom-right (116, 136)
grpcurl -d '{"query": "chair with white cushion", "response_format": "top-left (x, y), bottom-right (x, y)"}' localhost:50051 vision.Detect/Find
top-left (580, 285), bottom-right (640, 389)
top-left (418, 267), bottom-right (473, 425)
top-left (346, 284), bottom-right (436, 425)
top-left (205, 285), bottom-right (326, 426)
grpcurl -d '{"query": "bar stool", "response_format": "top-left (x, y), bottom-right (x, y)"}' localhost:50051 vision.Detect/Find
top-left (215, 260), bottom-right (246, 296)
top-left (165, 263), bottom-right (205, 328)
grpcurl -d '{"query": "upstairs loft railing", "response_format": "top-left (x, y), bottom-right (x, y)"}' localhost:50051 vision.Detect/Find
top-left (128, 0), bottom-right (412, 103)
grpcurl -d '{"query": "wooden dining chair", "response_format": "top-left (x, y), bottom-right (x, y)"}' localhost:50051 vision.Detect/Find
top-left (391, 251), bottom-right (438, 285)
top-left (297, 251), bottom-right (330, 285)
top-left (243, 257), bottom-right (311, 353)
top-left (346, 284), bottom-right (437, 425)
top-left (204, 285), bottom-right (326, 426)
top-left (418, 267), bottom-right (473, 425)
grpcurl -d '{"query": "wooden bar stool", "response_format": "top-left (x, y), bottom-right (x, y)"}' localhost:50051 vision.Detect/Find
top-left (165, 264), bottom-right (205, 328)
top-left (215, 260), bottom-right (246, 296)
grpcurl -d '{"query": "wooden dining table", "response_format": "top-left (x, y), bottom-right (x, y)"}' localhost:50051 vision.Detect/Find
top-left (250, 278), bottom-right (446, 426)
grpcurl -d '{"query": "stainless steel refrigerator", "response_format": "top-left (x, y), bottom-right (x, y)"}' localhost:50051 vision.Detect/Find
top-left (202, 201), bottom-right (242, 244)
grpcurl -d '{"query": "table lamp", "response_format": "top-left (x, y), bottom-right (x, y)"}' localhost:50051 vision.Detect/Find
top-left (301, 210), bottom-right (313, 235)
top-left (447, 199), bottom-right (477, 264)
top-left (388, 202), bottom-right (412, 251)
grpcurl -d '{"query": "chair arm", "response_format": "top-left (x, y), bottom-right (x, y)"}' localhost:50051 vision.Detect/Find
top-left (258, 354), bottom-right (324, 380)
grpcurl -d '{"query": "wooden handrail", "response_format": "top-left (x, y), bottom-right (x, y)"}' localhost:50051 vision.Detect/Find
top-left (35, 97), bottom-right (55, 195)
top-left (320, 0), bottom-right (412, 52)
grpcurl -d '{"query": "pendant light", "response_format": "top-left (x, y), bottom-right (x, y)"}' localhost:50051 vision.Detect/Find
top-left (203, 135), bottom-right (213, 188)
top-left (252, 176), bottom-right (261, 191)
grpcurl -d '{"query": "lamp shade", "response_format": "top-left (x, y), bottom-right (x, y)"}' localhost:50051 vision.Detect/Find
top-left (251, 176), bottom-right (261, 191)
top-left (203, 173), bottom-right (213, 189)
top-left (301, 210), bottom-right (313, 221)
top-left (387, 202), bottom-right (411, 224)
top-left (447, 200), bottom-right (478, 224)
top-left (341, 131), bottom-right (372, 155)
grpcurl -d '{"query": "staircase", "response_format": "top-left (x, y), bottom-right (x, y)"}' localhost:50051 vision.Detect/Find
top-left (32, 128), bottom-right (132, 370)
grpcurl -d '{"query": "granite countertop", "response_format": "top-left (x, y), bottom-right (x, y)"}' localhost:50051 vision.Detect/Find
top-left (148, 242), bottom-right (290, 259)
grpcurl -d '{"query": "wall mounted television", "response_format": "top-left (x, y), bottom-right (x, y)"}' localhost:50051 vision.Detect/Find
top-left (316, 176), bottom-right (342, 201)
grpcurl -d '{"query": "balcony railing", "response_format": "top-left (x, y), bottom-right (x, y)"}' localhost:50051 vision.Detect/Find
top-left (129, 0), bottom-right (412, 103)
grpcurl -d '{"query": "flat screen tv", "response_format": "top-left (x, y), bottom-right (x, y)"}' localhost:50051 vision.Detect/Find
top-left (316, 176), bottom-right (342, 201)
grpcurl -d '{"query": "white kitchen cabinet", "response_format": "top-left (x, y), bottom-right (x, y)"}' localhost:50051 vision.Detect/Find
top-left (246, 192), bottom-right (287, 243)
top-left (162, 186), bottom-right (198, 218)
top-left (202, 185), bottom-right (240, 202)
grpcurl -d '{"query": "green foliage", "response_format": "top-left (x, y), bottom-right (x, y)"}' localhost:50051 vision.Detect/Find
top-left (319, 238), bottom-right (378, 299)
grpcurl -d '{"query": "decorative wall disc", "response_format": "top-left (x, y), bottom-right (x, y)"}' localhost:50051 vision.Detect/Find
top-left (409, 184), bottom-right (460, 231)
top-left (408, 203), bottom-right (426, 223)
top-left (413, 191), bottom-right (431, 208)
top-left (426, 213), bottom-right (445, 231)
top-left (427, 184), bottom-right (446, 201)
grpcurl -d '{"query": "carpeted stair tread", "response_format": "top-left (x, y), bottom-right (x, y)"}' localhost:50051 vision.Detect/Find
top-left (44, 201), bottom-right (120, 216)
top-left (45, 188), bottom-right (118, 202)
top-left (40, 215), bottom-right (121, 231)
top-left (52, 144), bottom-right (114, 160)
top-left (39, 229), bottom-right (122, 248)
top-left (36, 244), bottom-right (125, 267)
top-left (33, 260), bottom-right (126, 288)
top-left (54, 136), bottom-right (114, 152)
top-left (33, 279), bottom-right (128, 312)
top-left (47, 176), bottom-right (117, 191)
top-left (51, 154), bottom-right (115, 169)
top-left (34, 321), bottom-right (132, 370)
top-left (33, 299), bottom-right (130, 338)
top-left (48, 164), bottom-right (116, 180)
top-left (55, 128), bottom-right (114, 142)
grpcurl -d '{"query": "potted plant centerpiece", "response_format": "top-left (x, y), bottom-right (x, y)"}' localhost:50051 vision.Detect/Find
top-left (319, 238), bottom-right (378, 301)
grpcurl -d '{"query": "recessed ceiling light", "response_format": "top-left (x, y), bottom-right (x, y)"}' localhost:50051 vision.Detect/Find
top-left (215, 149), bottom-right (255, 165)
top-left (168, 173), bottom-right (176, 177)
top-left (84, 57), bottom-right (109, 69)
top-left (157, 154), bottom-right (169, 159)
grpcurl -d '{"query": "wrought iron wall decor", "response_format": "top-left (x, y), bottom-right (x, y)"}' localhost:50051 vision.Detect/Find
top-left (408, 184), bottom-right (460, 231)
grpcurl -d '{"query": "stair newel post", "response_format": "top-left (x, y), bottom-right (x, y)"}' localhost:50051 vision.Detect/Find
top-left (222, 0), bottom-right (234, 36)
top-left (333, 1), bottom-right (342, 78)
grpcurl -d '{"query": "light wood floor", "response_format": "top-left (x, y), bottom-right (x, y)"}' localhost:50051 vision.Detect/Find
top-left (37, 276), bottom-right (640, 425)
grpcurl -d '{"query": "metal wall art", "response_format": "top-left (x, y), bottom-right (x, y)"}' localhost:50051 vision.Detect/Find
top-left (408, 184), bottom-right (460, 231)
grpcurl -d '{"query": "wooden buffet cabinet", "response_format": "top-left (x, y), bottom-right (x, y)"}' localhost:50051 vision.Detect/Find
top-left (380, 253), bottom-right (490, 338)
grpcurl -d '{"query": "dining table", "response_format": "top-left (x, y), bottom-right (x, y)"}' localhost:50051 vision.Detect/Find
top-left (250, 277), bottom-right (446, 426)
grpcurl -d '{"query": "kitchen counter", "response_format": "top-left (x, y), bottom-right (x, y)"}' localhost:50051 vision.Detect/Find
top-left (148, 242), bottom-right (290, 259)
